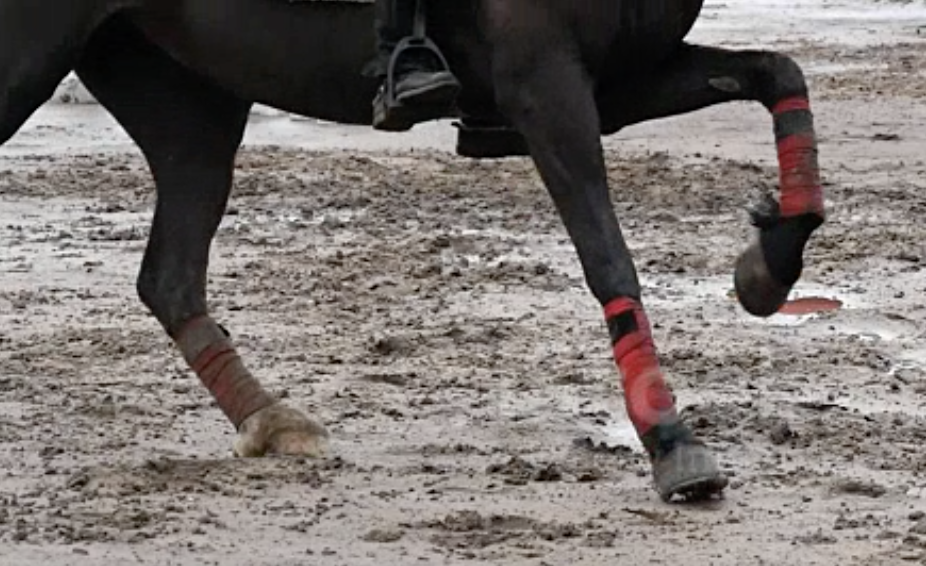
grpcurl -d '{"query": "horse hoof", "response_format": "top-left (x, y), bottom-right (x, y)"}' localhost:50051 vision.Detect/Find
top-left (653, 442), bottom-right (728, 503)
top-left (234, 403), bottom-right (329, 458)
top-left (734, 242), bottom-right (791, 317)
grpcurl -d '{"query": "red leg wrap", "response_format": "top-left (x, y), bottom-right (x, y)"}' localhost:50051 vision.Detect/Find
top-left (175, 316), bottom-right (276, 429)
top-left (773, 96), bottom-right (824, 218)
top-left (604, 298), bottom-right (678, 437)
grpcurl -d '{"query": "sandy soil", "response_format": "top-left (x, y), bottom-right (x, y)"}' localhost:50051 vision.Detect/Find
top-left (3, 1), bottom-right (926, 565)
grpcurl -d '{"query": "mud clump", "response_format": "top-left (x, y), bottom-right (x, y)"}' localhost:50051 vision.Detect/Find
top-left (486, 456), bottom-right (605, 485)
top-left (423, 510), bottom-right (585, 551)
top-left (768, 420), bottom-right (796, 445)
top-left (361, 528), bottom-right (405, 543)
top-left (486, 456), bottom-right (563, 485)
top-left (370, 334), bottom-right (417, 357)
top-left (831, 479), bottom-right (888, 499)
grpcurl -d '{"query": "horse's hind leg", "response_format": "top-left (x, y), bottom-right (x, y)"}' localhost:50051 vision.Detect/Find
top-left (75, 19), bottom-right (328, 457)
top-left (599, 44), bottom-right (825, 317)
top-left (490, 18), bottom-right (727, 502)
top-left (0, 2), bottom-right (119, 144)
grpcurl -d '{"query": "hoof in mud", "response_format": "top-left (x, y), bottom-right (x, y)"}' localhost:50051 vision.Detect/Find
top-left (653, 442), bottom-right (728, 503)
top-left (234, 403), bottom-right (329, 458)
top-left (733, 242), bottom-right (791, 317)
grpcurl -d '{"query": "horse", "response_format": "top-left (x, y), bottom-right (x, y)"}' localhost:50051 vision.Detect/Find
top-left (0, 0), bottom-right (825, 502)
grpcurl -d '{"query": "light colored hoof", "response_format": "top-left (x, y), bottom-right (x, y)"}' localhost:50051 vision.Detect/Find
top-left (233, 403), bottom-right (329, 458)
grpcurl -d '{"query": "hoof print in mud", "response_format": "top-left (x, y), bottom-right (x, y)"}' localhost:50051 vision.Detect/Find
top-left (653, 443), bottom-right (728, 503)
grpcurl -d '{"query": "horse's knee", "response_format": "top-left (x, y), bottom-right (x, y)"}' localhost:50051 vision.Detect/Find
top-left (753, 52), bottom-right (809, 108)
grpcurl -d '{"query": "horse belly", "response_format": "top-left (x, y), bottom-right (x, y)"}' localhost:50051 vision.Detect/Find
top-left (132, 0), bottom-right (379, 123)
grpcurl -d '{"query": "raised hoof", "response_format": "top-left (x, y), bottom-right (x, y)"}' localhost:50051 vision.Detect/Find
top-left (734, 242), bottom-right (791, 317)
top-left (653, 442), bottom-right (728, 503)
top-left (233, 403), bottom-right (329, 458)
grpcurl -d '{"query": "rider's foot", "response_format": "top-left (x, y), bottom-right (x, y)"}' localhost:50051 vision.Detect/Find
top-left (373, 53), bottom-right (460, 132)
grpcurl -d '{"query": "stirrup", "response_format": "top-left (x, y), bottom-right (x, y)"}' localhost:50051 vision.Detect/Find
top-left (381, 34), bottom-right (457, 110)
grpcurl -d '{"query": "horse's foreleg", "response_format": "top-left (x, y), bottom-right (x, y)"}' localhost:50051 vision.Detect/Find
top-left (76, 20), bottom-right (328, 457)
top-left (601, 44), bottom-right (825, 316)
top-left (491, 35), bottom-right (727, 501)
top-left (141, 181), bottom-right (329, 458)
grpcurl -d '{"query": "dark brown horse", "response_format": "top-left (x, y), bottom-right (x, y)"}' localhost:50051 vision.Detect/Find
top-left (0, 0), bottom-right (825, 502)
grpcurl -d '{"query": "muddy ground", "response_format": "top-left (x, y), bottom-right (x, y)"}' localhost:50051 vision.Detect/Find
top-left (3, 1), bottom-right (926, 565)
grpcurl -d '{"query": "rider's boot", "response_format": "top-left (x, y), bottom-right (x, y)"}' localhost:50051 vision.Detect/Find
top-left (369, 0), bottom-right (460, 131)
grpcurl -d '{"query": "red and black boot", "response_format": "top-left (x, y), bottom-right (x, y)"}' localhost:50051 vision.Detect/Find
top-left (605, 297), bottom-right (728, 501)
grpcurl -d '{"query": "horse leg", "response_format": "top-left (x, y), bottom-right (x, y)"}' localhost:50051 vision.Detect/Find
top-left (490, 26), bottom-right (726, 501)
top-left (75, 19), bottom-right (328, 457)
top-left (599, 44), bottom-right (825, 317)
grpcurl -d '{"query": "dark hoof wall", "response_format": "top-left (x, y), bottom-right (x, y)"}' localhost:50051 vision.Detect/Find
top-left (734, 242), bottom-right (791, 317)
top-left (653, 443), bottom-right (728, 503)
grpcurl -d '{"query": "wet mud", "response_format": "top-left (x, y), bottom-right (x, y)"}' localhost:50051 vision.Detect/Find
top-left (3, 1), bottom-right (926, 564)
